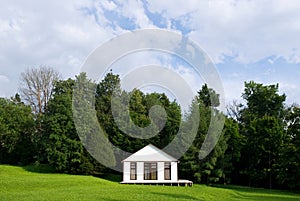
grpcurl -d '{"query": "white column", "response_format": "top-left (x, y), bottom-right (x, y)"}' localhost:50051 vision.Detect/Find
top-left (171, 162), bottom-right (178, 181)
top-left (136, 162), bottom-right (144, 181)
top-left (157, 162), bottom-right (164, 181)
top-left (123, 162), bottom-right (130, 182)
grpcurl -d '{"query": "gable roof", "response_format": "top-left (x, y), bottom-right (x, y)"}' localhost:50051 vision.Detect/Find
top-left (122, 144), bottom-right (178, 162)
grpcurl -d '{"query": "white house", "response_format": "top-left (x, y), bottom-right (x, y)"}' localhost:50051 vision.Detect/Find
top-left (121, 144), bottom-right (192, 186)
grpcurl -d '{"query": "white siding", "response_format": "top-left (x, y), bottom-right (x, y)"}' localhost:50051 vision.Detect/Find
top-left (136, 162), bottom-right (144, 181)
top-left (157, 162), bottom-right (164, 181)
top-left (121, 144), bottom-right (182, 184)
top-left (122, 161), bottom-right (179, 183)
top-left (123, 162), bottom-right (130, 182)
top-left (171, 162), bottom-right (178, 181)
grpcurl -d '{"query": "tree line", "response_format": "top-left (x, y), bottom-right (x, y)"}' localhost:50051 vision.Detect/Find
top-left (0, 67), bottom-right (299, 190)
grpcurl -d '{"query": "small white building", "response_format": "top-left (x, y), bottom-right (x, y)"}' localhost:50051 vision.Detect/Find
top-left (121, 144), bottom-right (192, 186)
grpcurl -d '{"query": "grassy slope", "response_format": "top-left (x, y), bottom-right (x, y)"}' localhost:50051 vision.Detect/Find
top-left (0, 165), bottom-right (299, 201)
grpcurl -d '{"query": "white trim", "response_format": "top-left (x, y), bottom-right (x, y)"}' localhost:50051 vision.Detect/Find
top-left (122, 144), bottom-right (191, 185)
top-left (122, 144), bottom-right (178, 162)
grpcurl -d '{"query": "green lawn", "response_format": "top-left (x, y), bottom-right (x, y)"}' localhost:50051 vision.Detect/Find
top-left (0, 165), bottom-right (299, 201)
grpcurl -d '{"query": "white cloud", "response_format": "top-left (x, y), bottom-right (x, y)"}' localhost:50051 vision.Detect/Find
top-left (147, 0), bottom-right (201, 17)
top-left (0, 75), bottom-right (11, 97)
top-left (0, 0), bottom-right (299, 106)
top-left (0, 0), bottom-right (117, 97)
top-left (206, 1), bottom-right (300, 63)
top-left (123, 0), bottom-right (154, 28)
top-left (101, 0), bottom-right (117, 11)
top-left (279, 83), bottom-right (300, 104)
top-left (0, 75), bottom-right (9, 83)
top-left (146, 0), bottom-right (300, 64)
top-left (97, 0), bottom-right (155, 29)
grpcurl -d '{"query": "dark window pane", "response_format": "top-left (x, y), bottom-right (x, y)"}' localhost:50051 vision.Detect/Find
top-left (130, 162), bottom-right (136, 180)
top-left (144, 162), bottom-right (157, 180)
top-left (164, 162), bottom-right (171, 180)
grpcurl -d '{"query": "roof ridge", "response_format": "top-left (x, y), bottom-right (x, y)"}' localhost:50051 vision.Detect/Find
top-left (122, 144), bottom-right (178, 162)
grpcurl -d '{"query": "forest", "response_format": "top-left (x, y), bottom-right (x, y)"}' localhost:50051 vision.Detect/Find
top-left (0, 67), bottom-right (299, 190)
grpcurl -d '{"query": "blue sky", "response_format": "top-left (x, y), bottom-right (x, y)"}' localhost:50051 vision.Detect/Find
top-left (0, 0), bottom-right (299, 107)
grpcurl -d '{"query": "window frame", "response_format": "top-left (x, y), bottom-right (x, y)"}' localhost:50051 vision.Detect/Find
top-left (144, 162), bottom-right (157, 180)
top-left (164, 162), bottom-right (171, 180)
top-left (130, 162), bottom-right (137, 180)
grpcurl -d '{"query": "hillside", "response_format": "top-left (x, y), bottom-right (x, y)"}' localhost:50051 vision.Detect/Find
top-left (0, 165), bottom-right (299, 201)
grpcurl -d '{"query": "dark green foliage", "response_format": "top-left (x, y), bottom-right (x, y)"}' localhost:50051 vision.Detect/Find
top-left (73, 72), bottom-right (115, 171)
top-left (179, 86), bottom-right (227, 184)
top-left (95, 72), bottom-right (181, 154)
top-left (242, 116), bottom-right (284, 188)
top-left (241, 81), bottom-right (286, 119)
top-left (43, 77), bottom-right (104, 174)
top-left (197, 84), bottom-right (220, 108)
top-left (0, 96), bottom-right (35, 164)
top-left (277, 105), bottom-right (300, 189)
top-left (238, 81), bottom-right (287, 189)
top-left (219, 118), bottom-right (243, 185)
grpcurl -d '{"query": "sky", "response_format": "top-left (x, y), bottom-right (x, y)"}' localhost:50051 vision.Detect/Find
top-left (1, 0), bottom-right (300, 108)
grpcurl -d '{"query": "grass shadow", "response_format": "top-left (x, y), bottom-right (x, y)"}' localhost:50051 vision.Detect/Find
top-left (152, 192), bottom-right (201, 201)
top-left (99, 173), bottom-right (122, 183)
top-left (22, 164), bottom-right (56, 174)
top-left (213, 184), bottom-right (299, 194)
top-left (22, 164), bottom-right (122, 183)
top-left (212, 184), bottom-right (300, 200)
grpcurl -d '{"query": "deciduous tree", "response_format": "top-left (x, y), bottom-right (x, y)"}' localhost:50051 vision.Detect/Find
top-left (19, 66), bottom-right (60, 114)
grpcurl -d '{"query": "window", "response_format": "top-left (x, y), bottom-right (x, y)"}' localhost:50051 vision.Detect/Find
top-left (144, 162), bottom-right (157, 180)
top-left (164, 162), bottom-right (171, 180)
top-left (130, 162), bottom-right (136, 180)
